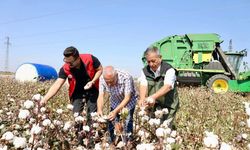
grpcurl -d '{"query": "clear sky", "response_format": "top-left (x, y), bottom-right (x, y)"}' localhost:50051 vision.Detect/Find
top-left (0, 0), bottom-right (250, 77)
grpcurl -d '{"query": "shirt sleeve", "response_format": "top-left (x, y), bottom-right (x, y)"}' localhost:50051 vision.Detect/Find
top-left (98, 76), bottom-right (106, 93)
top-left (58, 67), bottom-right (67, 79)
top-left (164, 68), bottom-right (176, 89)
top-left (91, 55), bottom-right (101, 69)
top-left (138, 70), bottom-right (148, 86)
top-left (124, 75), bottom-right (134, 94)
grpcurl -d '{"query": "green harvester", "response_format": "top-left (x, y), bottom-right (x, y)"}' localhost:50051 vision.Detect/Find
top-left (142, 33), bottom-right (250, 93)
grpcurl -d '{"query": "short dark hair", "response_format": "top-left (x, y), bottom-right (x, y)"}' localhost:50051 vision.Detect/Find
top-left (63, 46), bottom-right (79, 58)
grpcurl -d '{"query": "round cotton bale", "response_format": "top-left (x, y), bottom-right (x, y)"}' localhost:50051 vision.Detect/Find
top-left (15, 63), bottom-right (58, 82)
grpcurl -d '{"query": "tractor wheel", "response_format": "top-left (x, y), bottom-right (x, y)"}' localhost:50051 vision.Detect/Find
top-left (206, 74), bottom-right (230, 93)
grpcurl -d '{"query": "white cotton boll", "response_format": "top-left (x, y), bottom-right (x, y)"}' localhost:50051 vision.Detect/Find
top-left (117, 141), bottom-right (125, 148)
top-left (247, 118), bottom-right (250, 128)
top-left (18, 109), bottom-right (30, 119)
top-left (24, 130), bottom-right (30, 136)
top-left (40, 107), bottom-right (46, 113)
top-left (63, 121), bottom-right (73, 131)
top-left (166, 137), bottom-right (176, 144)
top-left (28, 135), bottom-right (34, 144)
top-left (244, 102), bottom-right (250, 110)
top-left (97, 117), bottom-right (107, 123)
top-left (138, 110), bottom-right (146, 116)
top-left (53, 120), bottom-right (62, 126)
top-left (162, 108), bottom-right (169, 114)
top-left (42, 119), bottom-right (51, 127)
top-left (141, 116), bottom-right (150, 123)
top-left (247, 143), bottom-right (250, 150)
top-left (75, 116), bottom-right (85, 123)
top-left (41, 114), bottom-right (47, 120)
top-left (203, 136), bottom-right (219, 148)
top-left (154, 110), bottom-right (163, 119)
top-left (29, 118), bottom-right (36, 124)
top-left (145, 97), bottom-right (154, 104)
top-left (9, 98), bottom-right (15, 102)
top-left (24, 100), bottom-right (34, 109)
top-left (30, 124), bottom-right (42, 135)
top-left (56, 109), bottom-right (63, 114)
top-left (14, 124), bottom-right (21, 130)
top-left (0, 124), bottom-right (5, 130)
top-left (242, 133), bottom-right (248, 140)
top-left (161, 118), bottom-right (173, 128)
top-left (170, 130), bottom-right (177, 138)
top-left (32, 94), bottom-right (43, 101)
top-left (50, 124), bottom-right (55, 129)
top-left (67, 104), bottom-right (73, 110)
top-left (220, 142), bottom-right (232, 150)
top-left (74, 112), bottom-right (79, 117)
top-left (83, 125), bottom-right (90, 132)
top-left (0, 109), bottom-right (3, 114)
top-left (1, 128), bottom-right (5, 133)
top-left (1, 131), bottom-right (14, 141)
top-left (6, 111), bottom-right (13, 116)
top-left (13, 137), bottom-right (27, 148)
top-left (138, 130), bottom-right (145, 137)
top-left (92, 123), bottom-right (99, 128)
top-left (156, 128), bottom-right (165, 137)
top-left (165, 128), bottom-right (172, 135)
top-left (94, 143), bottom-right (102, 150)
top-left (0, 145), bottom-right (7, 150)
top-left (165, 144), bottom-right (172, 150)
top-left (246, 108), bottom-right (250, 116)
top-left (149, 118), bottom-right (160, 126)
top-left (154, 118), bottom-right (161, 126)
top-left (239, 121), bottom-right (246, 127)
top-left (136, 143), bottom-right (155, 150)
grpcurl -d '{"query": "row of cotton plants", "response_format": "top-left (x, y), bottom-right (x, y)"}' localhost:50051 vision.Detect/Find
top-left (0, 78), bottom-right (249, 149)
top-left (0, 92), bottom-right (182, 149)
top-left (201, 101), bottom-right (250, 150)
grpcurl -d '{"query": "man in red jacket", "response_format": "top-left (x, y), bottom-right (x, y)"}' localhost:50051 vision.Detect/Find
top-left (40, 46), bottom-right (103, 145)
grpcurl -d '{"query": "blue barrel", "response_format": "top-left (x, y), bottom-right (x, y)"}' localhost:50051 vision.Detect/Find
top-left (15, 63), bottom-right (58, 82)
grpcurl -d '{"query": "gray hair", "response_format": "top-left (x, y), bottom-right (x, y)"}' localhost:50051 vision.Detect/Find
top-left (144, 46), bottom-right (161, 57)
top-left (103, 66), bottom-right (117, 78)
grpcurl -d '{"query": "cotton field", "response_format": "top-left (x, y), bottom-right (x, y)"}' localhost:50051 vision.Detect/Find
top-left (0, 77), bottom-right (249, 150)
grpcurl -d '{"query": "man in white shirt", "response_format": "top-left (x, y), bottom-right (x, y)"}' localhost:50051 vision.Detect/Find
top-left (138, 46), bottom-right (179, 125)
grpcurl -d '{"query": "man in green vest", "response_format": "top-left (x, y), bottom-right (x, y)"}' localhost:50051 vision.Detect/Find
top-left (138, 46), bottom-right (179, 127)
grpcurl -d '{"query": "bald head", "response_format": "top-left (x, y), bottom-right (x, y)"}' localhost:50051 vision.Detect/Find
top-left (103, 66), bottom-right (116, 79)
top-left (103, 66), bottom-right (117, 86)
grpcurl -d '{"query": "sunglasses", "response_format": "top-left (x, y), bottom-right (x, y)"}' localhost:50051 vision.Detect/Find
top-left (63, 57), bottom-right (78, 65)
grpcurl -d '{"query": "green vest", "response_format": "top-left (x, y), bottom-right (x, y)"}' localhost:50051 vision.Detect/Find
top-left (143, 62), bottom-right (179, 109)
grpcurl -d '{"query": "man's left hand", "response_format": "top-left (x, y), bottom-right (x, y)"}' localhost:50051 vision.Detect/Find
top-left (108, 111), bottom-right (117, 121)
top-left (145, 97), bottom-right (155, 107)
top-left (84, 81), bottom-right (94, 90)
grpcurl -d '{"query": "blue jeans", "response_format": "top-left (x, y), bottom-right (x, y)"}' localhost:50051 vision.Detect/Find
top-left (108, 107), bottom-right (135, 143)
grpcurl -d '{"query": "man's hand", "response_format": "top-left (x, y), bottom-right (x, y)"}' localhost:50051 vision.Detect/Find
top-left (84, 81), bottom-right (94, 90)
top-left (39, 98), bottom-right (47, 106)
top-left (145, 97), bottom-right (155, 107)
top-left (97, 110), bottom-right (103, 116)
top-left (108, 111), bottom-right (117, 121)
top-left (138, 99), bottom-right (146, 107)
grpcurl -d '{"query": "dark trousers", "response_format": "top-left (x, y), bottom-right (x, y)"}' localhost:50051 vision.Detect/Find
top-left (72, 92), bottom-right (98, 145)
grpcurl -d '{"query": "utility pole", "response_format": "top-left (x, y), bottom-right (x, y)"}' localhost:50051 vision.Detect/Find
top-left (229, 39), bottom-right (233, 52)
top-left (4, 36), bottom-right (10, 72)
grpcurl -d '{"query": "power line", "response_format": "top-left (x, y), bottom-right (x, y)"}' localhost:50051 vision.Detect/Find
top-left (0, 8), bottom-right (84, 26)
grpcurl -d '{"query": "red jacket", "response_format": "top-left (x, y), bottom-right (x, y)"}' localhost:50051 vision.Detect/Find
top-left (63, 54), bottom-right (99, 98)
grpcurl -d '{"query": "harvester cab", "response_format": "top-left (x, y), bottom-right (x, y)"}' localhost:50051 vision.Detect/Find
top-left (142, 33), bottom-right (250, 93)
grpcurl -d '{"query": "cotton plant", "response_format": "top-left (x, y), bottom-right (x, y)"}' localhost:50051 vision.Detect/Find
top-left (203, 131), bottom-right (219, 149)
